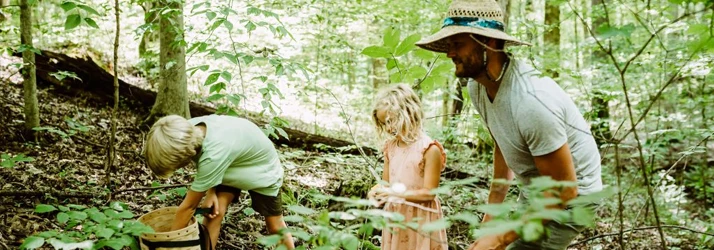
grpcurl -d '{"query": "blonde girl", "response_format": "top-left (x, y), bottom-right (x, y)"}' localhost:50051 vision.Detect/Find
top-left (369, 84), bottom-right (449, 250)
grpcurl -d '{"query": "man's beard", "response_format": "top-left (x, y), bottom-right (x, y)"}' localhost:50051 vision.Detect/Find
top-left (453, 54), bottom-right (485, 78)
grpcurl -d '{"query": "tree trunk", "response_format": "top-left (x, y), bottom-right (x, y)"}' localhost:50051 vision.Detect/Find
top-left (105, 0), bottom-right (121, 189)
top-left (139, 1), bottom-right (159, 57)
top-left (545, 0), bottom-right (560, 78)
top-left (371, 58), bottom-right (387, 90)
top-left (441, 80), bottom-right (449, 127)
top-left (146, 0), bottom-right (189, 124)
top-left (0, 0), bottom-right (10, 23)
top-left (451, 78), bottom-right (468, 116)
top-left (590, 0), bottom-right (612, 147)
top-left (20, 0), bottom-right (39, 140)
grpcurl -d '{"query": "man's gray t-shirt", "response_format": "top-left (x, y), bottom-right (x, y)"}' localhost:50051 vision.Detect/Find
top-left (468, 60), bottom-right (602, 196)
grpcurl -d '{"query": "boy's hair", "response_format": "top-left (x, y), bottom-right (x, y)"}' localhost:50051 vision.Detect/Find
top-left (372, 84), bottom-right (424, 143)
top-left (144, 115), bottom-right (204, 178)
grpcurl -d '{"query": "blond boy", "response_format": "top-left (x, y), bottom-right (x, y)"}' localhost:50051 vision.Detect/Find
top-left (145, 114), bottom-right (295, 249)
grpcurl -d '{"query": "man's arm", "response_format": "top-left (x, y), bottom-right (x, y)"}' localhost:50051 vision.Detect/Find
top-left (533, 143), bottom-right (578, 205)
top-left (498, 143), bottom-right (578, 244)
top-left (482, 143), bottom-right (514, 223)
top-left (171, 189), bottom-right (205, 230)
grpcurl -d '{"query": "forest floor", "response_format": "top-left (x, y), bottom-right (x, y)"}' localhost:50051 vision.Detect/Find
top-left (0, 55), bottom-right (708, 250)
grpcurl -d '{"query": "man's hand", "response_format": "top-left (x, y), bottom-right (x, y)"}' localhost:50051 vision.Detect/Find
top-left (468, 234), bottom-right (507, 250)
top-left (201, 192), bottom-right (219, 219)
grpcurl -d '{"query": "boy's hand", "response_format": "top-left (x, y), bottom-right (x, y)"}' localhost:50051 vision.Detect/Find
top-left (201, 193), bottom-right (219, 219)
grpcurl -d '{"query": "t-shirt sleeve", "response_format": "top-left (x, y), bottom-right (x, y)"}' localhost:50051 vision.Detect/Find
top-left (516, 92), bottom-right (568, 156)
top-left (190, 144), bottom-right (234, 192)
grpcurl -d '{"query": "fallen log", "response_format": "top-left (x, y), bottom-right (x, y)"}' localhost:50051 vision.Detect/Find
top-left (15, 49), bottom-right (483, 183)
top-left (14, 49), bottom-right (377, 155)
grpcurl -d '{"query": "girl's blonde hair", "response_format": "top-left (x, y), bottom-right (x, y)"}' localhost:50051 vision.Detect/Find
top-left (144, 115), bottom-right (204, 178)
top-left (372, 84), bottom-right (424, 143)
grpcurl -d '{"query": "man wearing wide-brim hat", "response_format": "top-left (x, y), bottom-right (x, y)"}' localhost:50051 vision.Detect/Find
top-left (417, 0), bottom-right (603, 249)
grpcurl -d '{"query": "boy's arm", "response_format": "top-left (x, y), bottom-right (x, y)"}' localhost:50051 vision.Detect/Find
top-left (171, 189), bottom-right (205, 231)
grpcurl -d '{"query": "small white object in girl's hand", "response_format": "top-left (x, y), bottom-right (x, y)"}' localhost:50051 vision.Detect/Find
top-left (391, 183), bottom-right (407, 193)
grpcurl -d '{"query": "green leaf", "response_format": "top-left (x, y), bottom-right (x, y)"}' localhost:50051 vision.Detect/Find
top-left (57, 212), bottom-right (70, 224)
top-left (386, 58), bottom-right (397, 70)
top-left (96, 227), bottom-right (115, 239)
top-left (595, 24), bottom-right (636, 39)
top-left (210, 82), bottom-right (226, 93)
top-left (283, 215), bottom-right (304, 222)
top-left (77, 4), bottom-right (99, 15)
top-left (60, 2), bottom-right (76, 12)
top-left (275, 127), bottom-right (289, 140)
top-left (287, 205), bottom-right (315, 215)
top-left (224, 20), bottom-right (233, 30)
top-left (107, 220), bottom-right (123, 230)
top-left (104, 209), bottom-right (120, 219)
top-left (220, 71), bottom-right (232, 82)
top-left (289, 229), bottom-right (311, 241)
top-left (383, 27), bottom-right (400, 51)
top-left (117, 210), bottom-right (134, 219)
top-left (206, 11), bottom-right (216, 21)
top-left (521, 221), bottom-right (544, 242)
top-left (395, 34), bottom-right (422, 56)
top-left (35, 204), bottom-right (57, 213)
top-left (527, 209), bottom-right (570, 222)
top-left (67, 211), bottom-right (87, 221)
top-left (414, 48), bottom-right (435, 60)
top-left (210, 19), bottom-right (225, 31)
top-left (571, 206), bottom-right (595, 227)
top-left (206, 93), bottom-right (225, 102)
top-left (109, 201), bottom-right (124, 211)
top-left (84, 18), bottom-right (99, 29)
top-left (204, 72), bottom-right (220, 86)
top-left (473, 221), bottom-right (523, 238)
top-left (64, 14), bottom-right (82, 30)
top-left (257, 234), bottom-right (282, 247)
top-left (450, 212), bottom-right (481, 225)
top-left (242, 207), bottom-right (255, 216)
top-left (226, 94), bottom-right (242, 106)
top-left (340, 233), bottom-right (359, 250)
top-left (67, 204), bottom-right (86, 210)
top-left (475, 202), bottom-right (516, 217)
top-left (20, 236), bottom-right (44, 249)
top-left (421, 218), bottom-right (451, 232)
top-left (408, 65), bottom-right (428, 79)
top-left (361, 46), bottom-right (391, 58)
top-left (566, 186), bottom-right (616, 206)
top-left (88, 210), bottom-right (108, 223)
top-left (102, 238), bottom-right (126, 250)
top-left (245, 21), bottom-right (257, 32)
top-left (243, 55), bottom-right (254, 64)
top-left (431, 62), bottom-right (453, 76)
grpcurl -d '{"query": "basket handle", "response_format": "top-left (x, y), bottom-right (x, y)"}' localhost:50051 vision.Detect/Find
top-left (141, 238), bottom-right (200, 250)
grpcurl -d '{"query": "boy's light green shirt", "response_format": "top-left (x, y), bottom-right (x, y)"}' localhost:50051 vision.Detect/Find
top-left (188, 115), bottom-right (283, 197)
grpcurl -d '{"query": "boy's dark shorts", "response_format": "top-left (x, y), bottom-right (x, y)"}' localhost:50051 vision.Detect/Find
top-left (215, 185), bottom-right (283, 217)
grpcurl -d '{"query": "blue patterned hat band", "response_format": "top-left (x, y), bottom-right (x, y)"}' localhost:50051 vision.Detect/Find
top-left (442, 17), bottom-right (505, 31)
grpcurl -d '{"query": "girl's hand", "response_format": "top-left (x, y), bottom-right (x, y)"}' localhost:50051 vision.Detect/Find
top-left (368, 184), bottom-right (383, 199)
top-left (201, 193), bottom-right (219, 219)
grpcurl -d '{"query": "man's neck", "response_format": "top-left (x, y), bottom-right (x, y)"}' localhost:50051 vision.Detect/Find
top-left (474, 52), bottom-right (509, 101)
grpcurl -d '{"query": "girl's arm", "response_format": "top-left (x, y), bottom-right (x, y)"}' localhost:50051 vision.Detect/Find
top-left (394, 145), bottom-right (442, 203)
top-left (171, 190), bottom-right (205, 230)
top-left (382, 159), bottom-right (390, 182)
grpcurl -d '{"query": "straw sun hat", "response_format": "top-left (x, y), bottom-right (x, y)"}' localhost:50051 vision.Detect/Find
top-left (416, 0), bottom-right (531, 53)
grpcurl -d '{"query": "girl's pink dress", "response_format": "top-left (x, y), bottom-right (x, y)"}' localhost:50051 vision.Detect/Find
top-left (381, 134), bottom-right (448, 250)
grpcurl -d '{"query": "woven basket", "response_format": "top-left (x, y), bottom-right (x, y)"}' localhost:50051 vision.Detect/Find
top-left (138, 207), bottom-right (201, 250)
